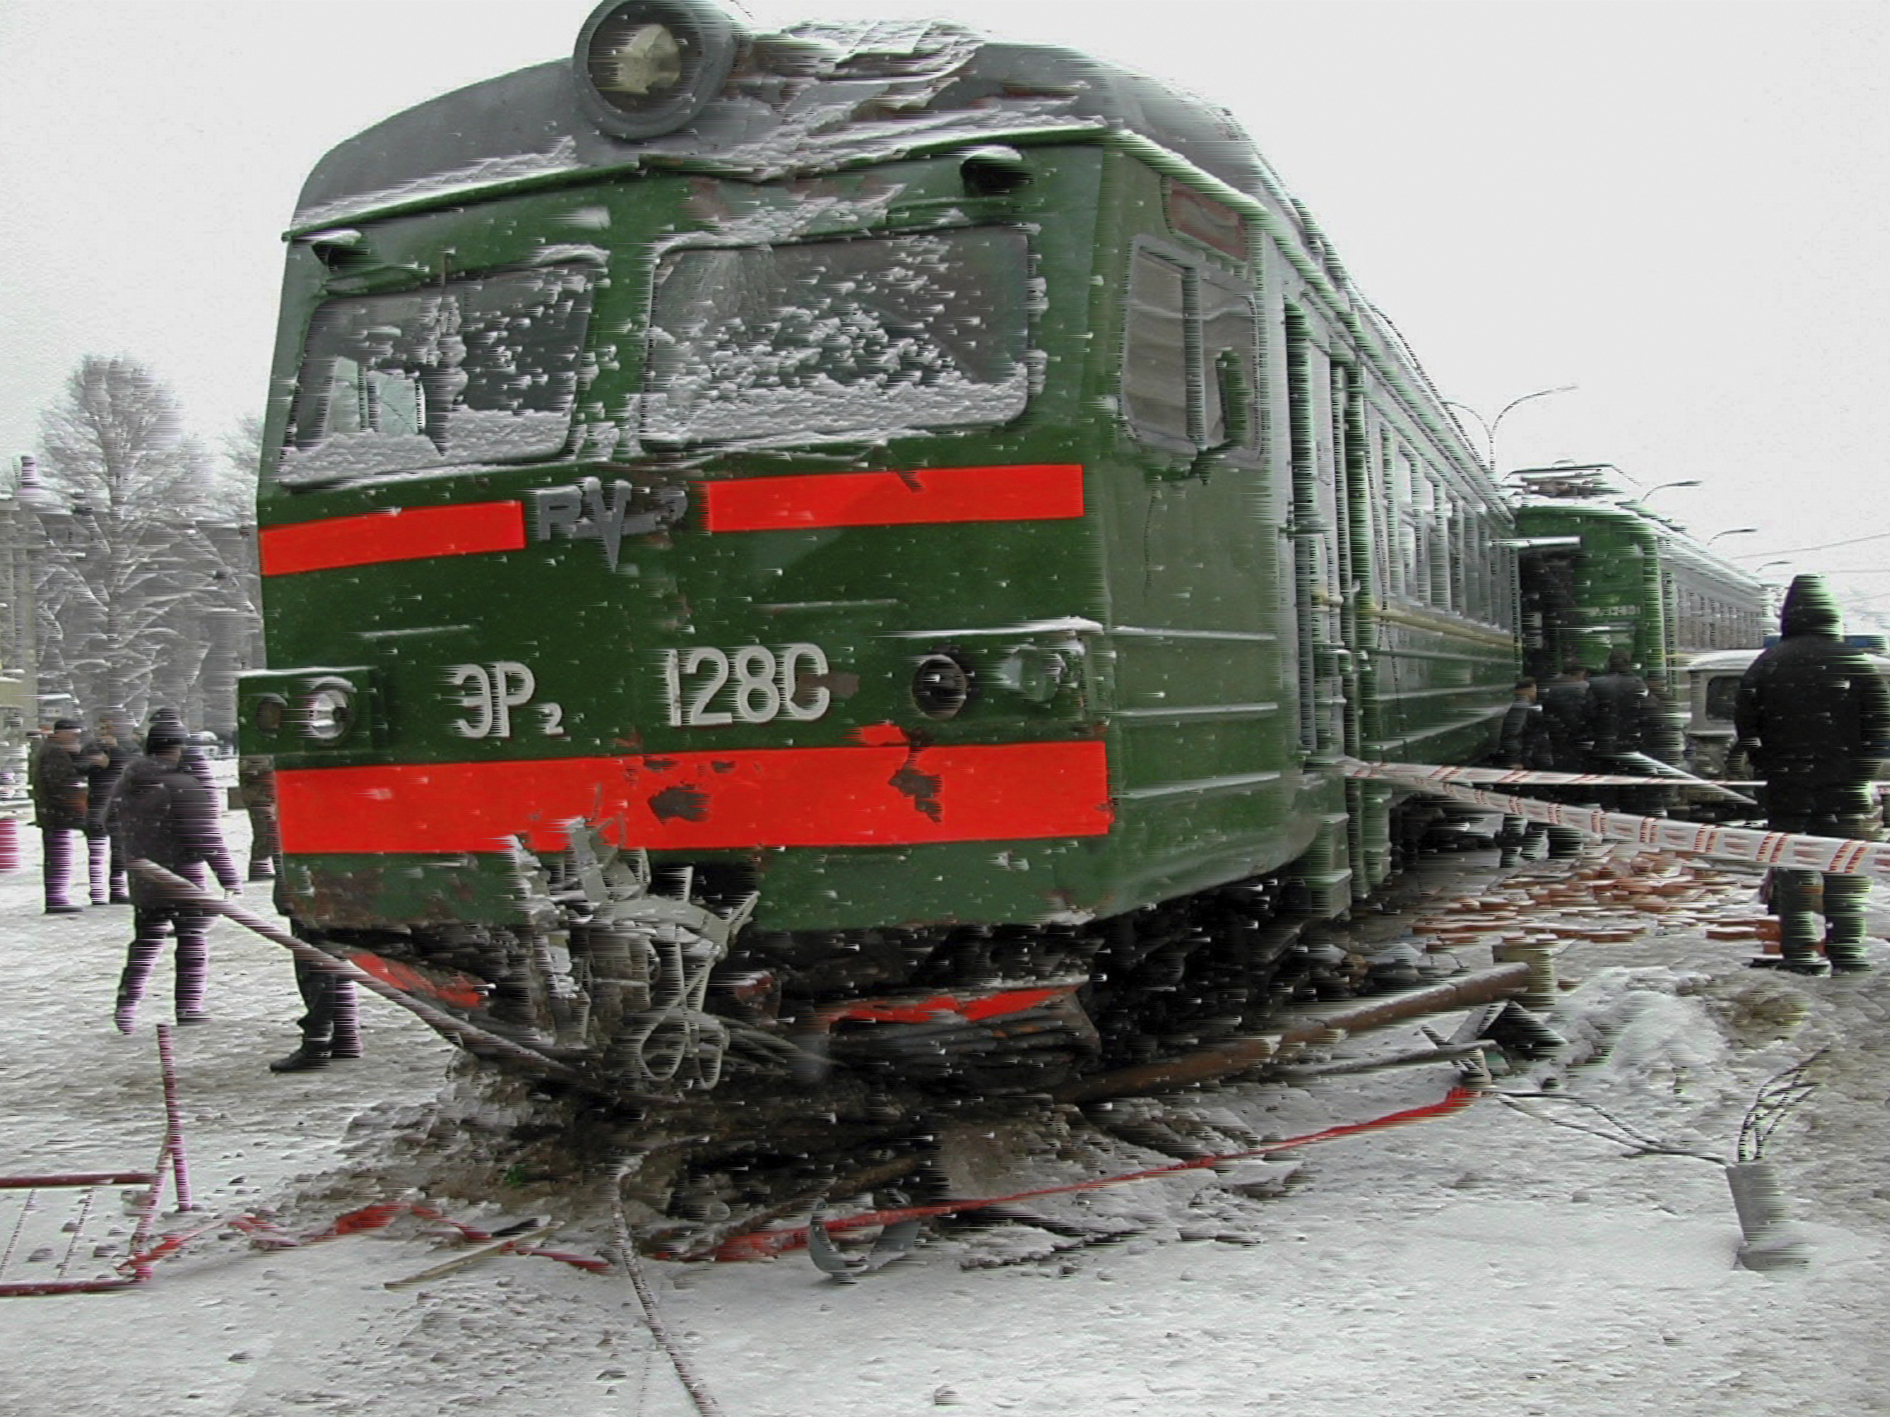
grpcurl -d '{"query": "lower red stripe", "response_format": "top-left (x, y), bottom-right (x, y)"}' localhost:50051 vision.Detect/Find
top-left (277, 741), bottom-right (1111, 855)
top-left (261, 501), bottom-right (525, 576)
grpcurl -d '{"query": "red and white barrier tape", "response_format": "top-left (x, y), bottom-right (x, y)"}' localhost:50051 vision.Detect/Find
top-left (1343, 763), bottom-right (1729, 790)
top-left (1342, 758), bottom-right (1889, 877)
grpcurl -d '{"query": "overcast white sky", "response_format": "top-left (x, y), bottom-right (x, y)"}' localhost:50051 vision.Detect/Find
top-left (2, 1), bottom-right (1886, 616)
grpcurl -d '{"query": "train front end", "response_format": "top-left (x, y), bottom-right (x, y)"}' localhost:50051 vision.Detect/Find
top-left (240, 3), bottom-right (1129, 1088)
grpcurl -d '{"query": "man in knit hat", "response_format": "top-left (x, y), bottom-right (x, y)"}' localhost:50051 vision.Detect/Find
top-left (1735, 575), bottom-right (1890, 973)
top-left (109, 714), bottom-right (242, 1030)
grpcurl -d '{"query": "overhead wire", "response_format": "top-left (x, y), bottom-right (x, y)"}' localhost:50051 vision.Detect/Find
top-left (1734, 527), bottom-right (1890, 557)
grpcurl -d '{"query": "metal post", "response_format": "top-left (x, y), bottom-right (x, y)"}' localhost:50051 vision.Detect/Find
top-left (153, 1024), bottom-right (193, 1213)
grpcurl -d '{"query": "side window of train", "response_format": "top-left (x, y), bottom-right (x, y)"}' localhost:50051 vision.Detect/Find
top-left (1121, 244), bottom-right (1257, 466)
top-left (1199, 272), bottom-right (1258, 454)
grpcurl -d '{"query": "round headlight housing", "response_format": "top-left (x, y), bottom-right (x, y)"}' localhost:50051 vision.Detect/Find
top-left (298, 681), bottom-right (356, 743)
top-left (574, 0), bottom-right (740, 141)
top-left (252, 694), bottom-right (287, 736)
top-left (912, 652), bottom-right (976, 721)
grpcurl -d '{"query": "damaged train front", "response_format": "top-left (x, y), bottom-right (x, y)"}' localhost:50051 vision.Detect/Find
top-left (235, 1), bottom-right (1117, 1100)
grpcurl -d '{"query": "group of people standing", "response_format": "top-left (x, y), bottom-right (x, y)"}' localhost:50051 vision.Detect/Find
top-left (1497, 647), bottom-right (1669, 865)
top-left (30, 713), bottom-right (198, 914)
top-left (26, 711), bottom-right (359, 1069)
top-left (1497, 574), bottom-right (1886, 975)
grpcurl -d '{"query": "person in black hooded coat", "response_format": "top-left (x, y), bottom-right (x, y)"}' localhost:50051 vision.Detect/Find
top-left (108, 718), bottom-right (241, 1031)
top-left (1734, 575), bottom-right (1890, 972)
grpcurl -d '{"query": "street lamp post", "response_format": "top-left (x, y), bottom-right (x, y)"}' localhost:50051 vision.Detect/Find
top-left (1706, 528), bottom-right (1759, 546)
top-left (1640, 479), bottom-right (1702, 500)
top-left (1441, 385), bottom-right (1578, 471)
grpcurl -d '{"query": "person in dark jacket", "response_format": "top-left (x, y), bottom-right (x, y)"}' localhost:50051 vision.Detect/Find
top-left (144, 707), bottom-right (217, 795)
top-left (1536, 661), bottom-right (1593, 859)
top-left (1585, 648), bottom-right (1650, 762)
top-left (237, 754), bottom-right (279, 882)
top-left (1586, 647), bottom-right (1661, 817)
top-left (1538, 662), bottom-right (1592, 771)
top-left (1499, 679), bottom-right (1552, 770)
top-left (80, 718), bottom-right (132, 905)
top-left (270, 953), bottom-right (362, 1073)
top-left (1495, 679), bottom-right (1552, 866)
top-left (1734, 575), bottom-right (1890, 973)
top-left (108, 718), bottom-right (242, 1032)
top-left (29, 718), bottom-right (87, 914)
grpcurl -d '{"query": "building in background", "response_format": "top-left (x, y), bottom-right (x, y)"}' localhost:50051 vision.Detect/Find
top-left (8, 454), bottom-right (262, 741)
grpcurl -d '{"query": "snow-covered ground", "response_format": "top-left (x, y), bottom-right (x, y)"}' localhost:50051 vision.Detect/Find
top-left (1, 812), bottom-right (1885, 1417)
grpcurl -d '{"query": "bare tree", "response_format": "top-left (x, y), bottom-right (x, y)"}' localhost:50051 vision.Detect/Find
top-left (213, 412), bottom-right (266, 527)
top-left (30, 356), bottom-right (259, 730)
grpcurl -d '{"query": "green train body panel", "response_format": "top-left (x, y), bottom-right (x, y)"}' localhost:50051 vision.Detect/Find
top-left (243, 23), bottom-right (1515, 937)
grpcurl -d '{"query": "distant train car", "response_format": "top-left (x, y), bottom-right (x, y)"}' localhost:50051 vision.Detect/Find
top-left (239, 1), bottom-right (1517, 1094)
top-left (1511, 464), bottom-right (1767, 691)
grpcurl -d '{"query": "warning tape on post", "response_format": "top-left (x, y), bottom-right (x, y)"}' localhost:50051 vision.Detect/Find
top-left (1341, 757), bottom-right (1889, 878)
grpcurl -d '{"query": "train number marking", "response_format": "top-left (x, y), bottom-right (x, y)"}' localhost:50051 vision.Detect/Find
top-left (447, 660), bottom-right (563, 738)
top-left (663, 644), bottom-right (833, 727)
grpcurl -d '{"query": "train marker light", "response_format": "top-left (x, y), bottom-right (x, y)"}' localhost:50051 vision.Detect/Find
top-left (574, 0), bottom-right (741, 141)
top-left (956, 145), bottom-right (1032, 197)
top-left (298, 680), bottom-right (357, 744)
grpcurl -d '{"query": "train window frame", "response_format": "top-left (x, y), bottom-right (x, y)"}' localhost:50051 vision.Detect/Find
top-left (278, 262), bottom-right (599, 486)
top-left (1119, 238), bottom-right (1259, 463)
top-left (1164, 180), bottom-right (1248, 261)
top-left (638, 225), bottom-right (1033, 449)
top-left (1704, 674), bottom-right (1742, 723)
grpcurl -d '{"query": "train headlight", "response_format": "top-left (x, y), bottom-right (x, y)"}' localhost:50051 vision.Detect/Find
top-left (574, 0), bottom-right (740, 140)
top-left (912, 653), bottom-right (976, 721)
top-left (298, 680), bottom-right (357, 744)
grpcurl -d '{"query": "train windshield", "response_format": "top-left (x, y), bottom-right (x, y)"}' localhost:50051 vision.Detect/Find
top-left (642, 228), bottom-right (1029, 445)
top-left (278, 264), bottom-right (596, 484)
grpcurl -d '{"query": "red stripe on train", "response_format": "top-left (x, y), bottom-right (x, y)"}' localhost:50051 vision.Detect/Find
top-left (700, 464), bottom-right (1085, 532)
top-left (260, 501), bottom-right (526, 576)
top-left (275, 740), bottom-right (1112, 855)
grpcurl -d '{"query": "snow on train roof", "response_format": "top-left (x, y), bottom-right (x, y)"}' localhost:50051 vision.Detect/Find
top-left (292, 21), bottom-right (1285, 231)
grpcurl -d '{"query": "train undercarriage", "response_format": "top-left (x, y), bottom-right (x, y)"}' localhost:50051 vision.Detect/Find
top-left (298, 809), bottom-right (1506, 1108)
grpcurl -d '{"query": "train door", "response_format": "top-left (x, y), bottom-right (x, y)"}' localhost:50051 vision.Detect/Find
top-left (1332, 366), bottom-right (1391, 893)
top-left (1104, 168), bottom-right (1303, 899)
top-left (1282, 304), bottom-right (1356, 911)
top-left (1282, 305), bottom-right (1346, 760)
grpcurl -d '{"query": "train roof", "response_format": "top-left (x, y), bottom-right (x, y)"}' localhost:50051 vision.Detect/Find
top-left (289, 2), bottom-right (1494, 495)
top-left (293, 18), bottom-right (1289, 232)
top-left (1512, 495), bottom-right (1767, 594)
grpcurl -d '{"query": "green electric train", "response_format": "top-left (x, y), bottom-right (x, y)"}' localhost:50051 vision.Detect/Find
top-left (1512, 464), bottom-right (1767, 692)
top-left (239, 1), bottom-right (1652, 1095)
